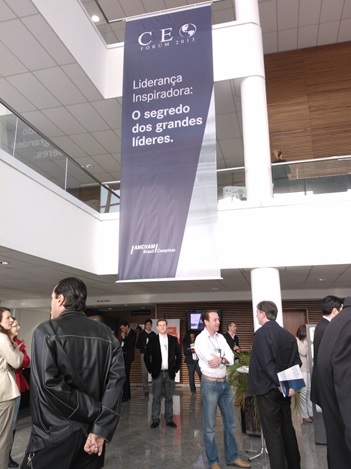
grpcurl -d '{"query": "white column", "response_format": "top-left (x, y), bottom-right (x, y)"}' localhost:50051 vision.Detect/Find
top-left (241, 76), bottom-right (272, 202)
top-left (234, 0), bottom-right (273, 203)
top-left (234, 0), bottom-right (260, 24)
top-left (251, 268), bottom-right (283, 330)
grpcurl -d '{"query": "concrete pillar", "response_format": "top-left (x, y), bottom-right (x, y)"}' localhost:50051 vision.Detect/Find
top-left (251, 268), bottom-right (283, 330)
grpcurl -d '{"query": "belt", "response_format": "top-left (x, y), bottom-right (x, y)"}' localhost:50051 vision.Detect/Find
top-left (202, 374), bottom-right (226, 382)
top-left (161, 369), bottom-right (168, 372)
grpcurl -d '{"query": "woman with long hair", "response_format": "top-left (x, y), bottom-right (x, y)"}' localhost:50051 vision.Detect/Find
top-left (0, 308), bottom-right (23, 469)
top-left (296, 324), bottom-right (313, 423)
top-left (8, 318), bottom-right (30, 468)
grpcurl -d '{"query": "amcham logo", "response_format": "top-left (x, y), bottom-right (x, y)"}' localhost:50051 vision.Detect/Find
top-left (137, 23), bottom-right (197, 50)
top-left (130, 244), bottom-right (158, 255)
top-left (130, 243), bottom-right (176, 255)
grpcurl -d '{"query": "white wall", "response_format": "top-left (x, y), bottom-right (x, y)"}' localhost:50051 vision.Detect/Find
top-left (218, 195), bottom-right (351, 268)
top-left (0, 150), bottom-right (118, 274)
top-left (3, 150), bottom-right (351, 304)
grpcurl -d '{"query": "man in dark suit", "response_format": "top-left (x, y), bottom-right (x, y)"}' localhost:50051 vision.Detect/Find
top-left (310, 295), bottom-right (343, 406)
top-left (248, 301), bottom-right (302, 469)
top-left (120, 321), bottom-right (137, 402)
top-left (318, 296), bottom-right (351, 469)
top-left (136, 318), bottom-right (156, 396)
top-left (223, 322), bottom-right (240, 353)
top-left (144, 319), bottom-right (181, 429)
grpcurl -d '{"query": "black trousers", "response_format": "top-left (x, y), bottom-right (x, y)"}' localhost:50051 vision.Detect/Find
top-left (257, 389), bottom-right (300, 469)
top-left (122, 355), bottom-right (132, 400)
top-left (20, 430), bottom-right (104, 469)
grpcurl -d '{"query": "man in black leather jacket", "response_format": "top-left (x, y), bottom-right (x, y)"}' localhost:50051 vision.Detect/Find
top-left (20, 277), bottom-right (125, 469)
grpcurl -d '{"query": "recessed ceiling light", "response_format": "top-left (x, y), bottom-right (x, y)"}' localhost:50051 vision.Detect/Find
top-left (0, 261), bottom-right (9, 265)
top-left (92, 15), bottom-right (100, 23)
top-left (85, 164), bottom-right (94, 169)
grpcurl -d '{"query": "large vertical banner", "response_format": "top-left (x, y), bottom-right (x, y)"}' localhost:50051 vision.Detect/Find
top-left (118, 5), bottom-right (219, 281)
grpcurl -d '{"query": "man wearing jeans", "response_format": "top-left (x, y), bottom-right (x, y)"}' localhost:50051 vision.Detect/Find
top-left (195, 311), bottom-right (251, 469)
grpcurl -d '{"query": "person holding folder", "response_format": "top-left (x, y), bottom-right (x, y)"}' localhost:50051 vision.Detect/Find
top-left (248, 301), bottom-right (302, 469)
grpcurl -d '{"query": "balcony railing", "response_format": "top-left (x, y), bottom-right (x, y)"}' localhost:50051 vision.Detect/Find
top-left (217, 156), bottom-right (351, 204)
top-left (2, 102), bottom-right (351, 212)
top-left (0, 102), bottom-right (120, 214)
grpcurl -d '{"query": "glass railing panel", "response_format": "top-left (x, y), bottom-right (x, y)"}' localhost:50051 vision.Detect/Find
top-left (0, 101), bottom-right (120, 213)
top-left (0, 107), bottom-right (17, 156)
top-left (100, 185), bottom-right (120, 213)
top-left (273, 157), bottom-right (351, 196)
top-left (217, 167), bottom-right (246, 202)
top-left (65, 159), bottom-right (106, 212)
top-left (13, 119), bottom-right (67, 189)
top-left (217, 156), bottom-right (351, 202)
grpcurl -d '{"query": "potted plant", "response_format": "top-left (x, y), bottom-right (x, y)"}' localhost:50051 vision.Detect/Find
top-left (227, 352), bottom-right (303, 435)
top-left (227, 352), bottom-right (261, 435)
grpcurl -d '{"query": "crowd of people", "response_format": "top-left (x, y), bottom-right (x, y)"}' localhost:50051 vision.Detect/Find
top-left (0, 278), bottom-right (126, 469)
top-left (1, 280), bottom-right (348, 469)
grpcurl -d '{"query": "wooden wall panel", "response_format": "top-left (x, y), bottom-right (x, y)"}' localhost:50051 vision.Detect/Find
top-left (265, 41), bottom-right (351, 163)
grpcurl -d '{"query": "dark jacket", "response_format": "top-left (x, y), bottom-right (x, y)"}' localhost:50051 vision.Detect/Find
top-left (136, 330), bottom-right (156, 354)
top-left (310, 317), bottom-right (329, 406)
top-left (182, 338), bottom-right (198, 365)
top-left (144, 334), bottom-right (181, 380)
top-left (223, 332), bottom-right (240, 350)
top-left (318, 297), bottom-right (351, 469)
top-left (122, 328), bottom-right (137, 362)
top-left (27, 310), bottom-right (125, 452)
top-left (248, 320), bottom-right (301, 396)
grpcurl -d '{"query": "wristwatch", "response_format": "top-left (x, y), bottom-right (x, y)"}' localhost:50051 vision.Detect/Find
top-left (221, 357), bottom-right (226, 365)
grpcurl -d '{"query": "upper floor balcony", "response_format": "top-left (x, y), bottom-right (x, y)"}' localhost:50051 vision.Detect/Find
top-left (2, 101), bottom-right (351, 215)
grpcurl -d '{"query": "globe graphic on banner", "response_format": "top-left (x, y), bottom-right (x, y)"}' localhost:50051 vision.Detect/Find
top-left (179, 23), bottom-right (197, 38)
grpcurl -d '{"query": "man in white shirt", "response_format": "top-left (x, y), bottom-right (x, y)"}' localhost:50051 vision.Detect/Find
top-left (144, 319), bottom-right (181, 429)
top-left (195, 311), bottom-right (251, 469)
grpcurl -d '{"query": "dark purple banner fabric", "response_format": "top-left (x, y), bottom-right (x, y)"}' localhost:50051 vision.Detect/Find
top-left (118, 5), bottom-right (216, 281)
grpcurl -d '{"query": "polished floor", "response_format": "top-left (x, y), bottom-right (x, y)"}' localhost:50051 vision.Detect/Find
top-left (13, 386), bottom-right (327, 469)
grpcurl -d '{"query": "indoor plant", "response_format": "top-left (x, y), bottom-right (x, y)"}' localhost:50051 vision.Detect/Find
top-left (227, 352), bottom-right (261, 435)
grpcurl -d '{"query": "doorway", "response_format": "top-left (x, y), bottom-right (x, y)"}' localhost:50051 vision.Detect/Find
top-left (283, 308), bottom-right (308, 337)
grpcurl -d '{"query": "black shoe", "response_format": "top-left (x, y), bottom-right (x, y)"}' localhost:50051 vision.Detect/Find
top-left (150, 421), bottom-right (159, 429)
top-left (166, 421), bottom-right (177, 428)
top-left (8, 455), bottom-right (19, 468)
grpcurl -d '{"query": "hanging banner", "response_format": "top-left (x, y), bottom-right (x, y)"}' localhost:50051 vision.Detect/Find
top-left (118, 4), bottom-right (219, 281)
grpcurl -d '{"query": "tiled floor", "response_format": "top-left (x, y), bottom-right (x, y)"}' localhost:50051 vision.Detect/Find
top-left (13, 387), bottom-right (327, 469)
